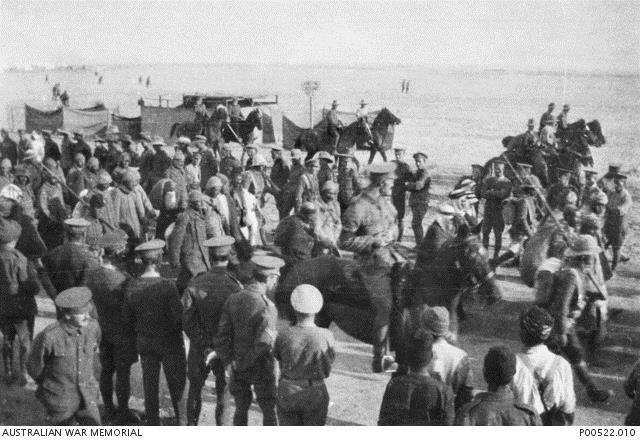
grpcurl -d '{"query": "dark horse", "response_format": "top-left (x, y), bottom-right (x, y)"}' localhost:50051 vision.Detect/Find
top-left (275, 235), bottom-right (501, 372)
top-left (169, 106), bottom-right (231, 153)
top-left (223, 108), bottom-right (263, 146)
top-left (482, 119), bottom-right (605, 187)
top-left (294, 107), bottom-right (401, 159)
top-left (551, 119), bottom-right (605, 185)
top-left (365, 107), bottom-right (402, 163)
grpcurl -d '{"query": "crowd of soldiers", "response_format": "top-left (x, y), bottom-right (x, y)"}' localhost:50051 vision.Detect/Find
top-left (0, 96), bottom-right (637, 427)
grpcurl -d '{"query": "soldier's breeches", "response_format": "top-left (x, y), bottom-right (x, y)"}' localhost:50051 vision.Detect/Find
top-left (482, 210), bottom-right (505, 252)
top-left (186, 349), bottom-right (231, 425)
top-left (230, 361), bottom-right (277, 426)
top-left (411, 204), bottom-right (429, 244)
top-left (47, 396), bottom-right (101, 426)
top-left (99, 339), bottom-right (135, 410)
top-left (277, 379), bottom-right (329, 426)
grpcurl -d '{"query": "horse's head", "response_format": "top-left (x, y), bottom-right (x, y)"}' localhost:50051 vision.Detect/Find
top-left (448, 236), bottom-right (502, 306)
top-left (295, 129), bottom-right (320, 152)
top-left (375, 108), bottom-right (401, 127)
top-left (391, 260), bottom-right (414, 306)
top-left (247, 108), bottom-right (263, 131)
top-left (587, 119), bottom-right (605, 147)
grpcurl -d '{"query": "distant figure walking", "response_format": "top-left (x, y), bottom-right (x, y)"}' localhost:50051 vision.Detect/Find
top-left (52, 83), bottom-right (61, 101)
top-left (45, 74), bottom-right (49, 83)
top-left (146, 76), bottom-right (151, 88)
top-left (139, 76), bottom-right (143, 84)
top-left (401, 79), bottom-right (406, 93)
top-left (60, 90), bottom-right (70, 106)
top-left (98, 76), bottom-right (103, 85)
top-left (405, 80), bottom-right (410, 94)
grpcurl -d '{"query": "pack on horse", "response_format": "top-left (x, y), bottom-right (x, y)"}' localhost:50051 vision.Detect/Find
top-left (170, 106), bottom-right (231, 156)
top-left (222, 108), bottom-right (263, 146)
top-left (552, 119), bottom-right (605, 186)
top-left (293, 107), bottom-right (401, 159)
top-left (275, 233), bottom-right (501, 373)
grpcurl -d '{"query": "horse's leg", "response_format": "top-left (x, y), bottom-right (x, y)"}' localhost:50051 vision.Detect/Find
top-left (449, 297), bottom-right (461, 343)
top-left (367, 148), bottom-right (377, 165)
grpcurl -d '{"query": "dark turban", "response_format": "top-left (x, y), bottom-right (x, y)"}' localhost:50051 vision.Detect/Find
top-left (483, 346), bottom-right (517, 387)
top-left (520, 306), bottom-right (554, 343)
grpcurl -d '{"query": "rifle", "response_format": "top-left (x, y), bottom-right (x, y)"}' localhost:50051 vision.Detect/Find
top-left (37, 161), bottom-right (118, 232)
top-left (499, 153), bottom-right (607, 299)
top-left (498, 153), bottom-right (545, 218)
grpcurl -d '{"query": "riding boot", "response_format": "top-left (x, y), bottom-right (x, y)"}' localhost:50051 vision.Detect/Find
top-left (186, 388), bottom-right (202, 426)
top-left (490, 251), bottom-right (515, 269)
top-left (2, 344), bottom-right (13, 384)
top-left (611, 248), bottom-right (619, 272)
top-left (397, 224), bottom-right (404, 243)
top-left (573, 361), bottom-right (613, 402)
top-left (493, 237), bottom-right (503, 260)
top-left (412, 224), bottom-right (424, 248)
top-left (187, 401), bottom-right (201, 426)
top-left (173, 397), bottom-right (188, 426)
top-left (17, 346), bottom-right (28, 387)
top-left (372, 325), bottom-right (389, 373)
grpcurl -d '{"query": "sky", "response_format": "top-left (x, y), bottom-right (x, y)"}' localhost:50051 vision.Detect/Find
top-left (1, 0), bottom-right (639, 73)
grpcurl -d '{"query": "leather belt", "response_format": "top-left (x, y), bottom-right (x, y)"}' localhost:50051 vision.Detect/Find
top-left (280, 377), bottom-right (325, 387)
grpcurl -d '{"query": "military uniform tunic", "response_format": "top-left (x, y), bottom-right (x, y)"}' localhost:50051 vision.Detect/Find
top-left (182, 267), bottom-right (242, 425)
top-left (274, 324), bottom-right (336, 425)
top-left (213, 282), bottom-right (278, 425)
top-left (122, 276), bottom-right (185, 426)
top-left (455, 388), bottom-right (542, 426)
top-left (378, 373), bottom-right (455, 425)
top-left (28, 320), bottom-right (102, 425)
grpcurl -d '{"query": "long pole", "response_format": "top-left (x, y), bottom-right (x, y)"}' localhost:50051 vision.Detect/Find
top-left (499, 152), bottom-right (545, 218)
top-left (309, 93), bottom-right (313, 129)
top-left (37, 161), bottom-right (117, 231)
top-left (500, 154), bottom-right (606, 298)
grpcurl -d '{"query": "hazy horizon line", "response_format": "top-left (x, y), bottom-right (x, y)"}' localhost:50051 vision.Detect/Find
top-left (3, 60), bottom-right (639, 78)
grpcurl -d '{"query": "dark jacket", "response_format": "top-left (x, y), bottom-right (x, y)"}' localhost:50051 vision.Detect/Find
top-left (168, 207), bottom-right (211, 278)
top-left (213, 282), bottom-right (278, 372)
top-left (481, 175), bottom-right (512, 211)
top-left (122, 277), bottom-right (182, 340)
top-left (273, 214), bottom-right (316, 265)
top-left (1, 135), bottom-right (18, 165)
top-left (270, 158), bottom-right (291, 191)
top-left (378, 373), bottom-right (455, 426)
top-left (181, 267), bottom-right (243, 350)
top-left (455, 388), bottom-right (542, 426)
top-left (41, 243), bottom-right (99, 297)
top-left (0, 247), bottom-right (38, 319)
top-left (86, 265), bottom-right (132, 345)
top-left (407, 169), bottom-right (431, 207)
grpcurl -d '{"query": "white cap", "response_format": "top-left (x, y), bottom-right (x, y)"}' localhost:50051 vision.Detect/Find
top-left (290, 284), bottom-right (324, 314)
top-left (438, 204), bottom-right (456, 215)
